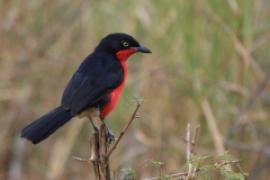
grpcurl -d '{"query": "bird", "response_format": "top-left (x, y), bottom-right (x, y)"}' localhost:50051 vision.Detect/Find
top-left (21, 33), bottom-right (151, 144)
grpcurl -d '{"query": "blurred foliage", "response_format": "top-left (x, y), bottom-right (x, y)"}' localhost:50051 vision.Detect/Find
top-left (1, 0), bottom-right (270, 179)
top-left (119, 167), bottom-right (136, 180)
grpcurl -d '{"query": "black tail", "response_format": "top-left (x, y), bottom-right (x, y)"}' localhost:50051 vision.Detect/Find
top-left (21, 106), bottom-right (72, 144)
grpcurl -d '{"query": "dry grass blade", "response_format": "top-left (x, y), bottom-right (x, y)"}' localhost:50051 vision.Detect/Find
top-left (226, 0), bottom-right (240, 16)
top-left (201, 99), bottom-right (232, 171)
top-left (191, 126), bottom-right (200, 154)
top-left (201, 99), bottom-right (225, 156)
top-left (185, 122), bottom-right (192, 180)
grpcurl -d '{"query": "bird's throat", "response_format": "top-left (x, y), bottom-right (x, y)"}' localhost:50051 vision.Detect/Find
top-left (116, 49), bottom-right (129, 80)
top-left (116, 49), bottom-right (136, 61)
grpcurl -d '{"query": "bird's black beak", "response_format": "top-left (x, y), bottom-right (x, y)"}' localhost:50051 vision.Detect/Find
top-left (135, 45), bottom-right (151, 53)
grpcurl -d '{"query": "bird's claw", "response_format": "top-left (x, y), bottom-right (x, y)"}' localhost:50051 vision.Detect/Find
top-left (105, 126), bottom-right (115, 144)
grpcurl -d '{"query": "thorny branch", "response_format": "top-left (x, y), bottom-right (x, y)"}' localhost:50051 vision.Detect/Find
top-left (73, 100), bottom-right (143, 180)
top-left (143, 160), bottom-right (240, 180)
top-left (107, 100), bottom-right (143, 157)
top-left (143, 123), bottom-right (243, 180)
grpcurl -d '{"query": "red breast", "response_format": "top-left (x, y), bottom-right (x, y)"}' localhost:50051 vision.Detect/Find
top-left (100, 49), bottom-right (136, 119)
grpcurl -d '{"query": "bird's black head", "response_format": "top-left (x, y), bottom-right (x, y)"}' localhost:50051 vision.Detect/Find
top-left (95, 33), bottom-right (151, 59)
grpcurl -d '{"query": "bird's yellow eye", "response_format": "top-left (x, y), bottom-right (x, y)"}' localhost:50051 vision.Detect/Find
top-left (122, 41), bottom-right (129, 47)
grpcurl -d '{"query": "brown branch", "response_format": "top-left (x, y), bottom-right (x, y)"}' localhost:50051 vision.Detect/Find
top-left (98, 124), bottom-right (111, 180)
top-left (191, 126), bottom-right (200, 154)
top-left (73, 100), bottom-right (143, 180)
top-left (91, 130), bottom-right (101, 180)
top-left (107, 101), bottom-right (143, 157)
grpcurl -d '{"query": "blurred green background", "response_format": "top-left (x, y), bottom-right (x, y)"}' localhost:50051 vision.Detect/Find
top-left (1, 0), bottom-right (270, 179)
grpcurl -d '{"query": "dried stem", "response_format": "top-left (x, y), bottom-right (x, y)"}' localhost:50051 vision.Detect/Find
top-left (201, 99), bottom-right (225, 156)
top-left (107, 101), bottom-right (142, 157)
top-left (90, 130), bottom-right (101, 180)
top-left (185, 122), bottom-right (192, 180)
top-left (191, 126), bottom-right (200, 154)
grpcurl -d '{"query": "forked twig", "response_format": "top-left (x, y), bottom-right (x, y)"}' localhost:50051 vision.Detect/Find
top-left (107, 101), bottom-right (143, 157)
top-left (73, 100), bottom-right (143, 180)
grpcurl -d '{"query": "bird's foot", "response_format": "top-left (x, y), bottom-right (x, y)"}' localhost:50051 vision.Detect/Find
top-left (103, 123), bottom-right (115, 144)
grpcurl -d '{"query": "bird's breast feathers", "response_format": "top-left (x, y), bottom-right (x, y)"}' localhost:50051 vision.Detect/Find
top-left (100, 59), bottom-right (127, 119)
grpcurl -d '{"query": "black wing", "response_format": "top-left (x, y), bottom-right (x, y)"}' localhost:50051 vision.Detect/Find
top-left (61, 56), bottom-right (123, 115)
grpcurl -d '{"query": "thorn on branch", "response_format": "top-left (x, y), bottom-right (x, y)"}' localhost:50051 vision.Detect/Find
top-left (72, 156), bottom-right (90, 163)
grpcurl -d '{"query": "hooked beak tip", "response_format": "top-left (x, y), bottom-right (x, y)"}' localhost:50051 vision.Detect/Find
top-left (136, 45), bottom-right (152, 53)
